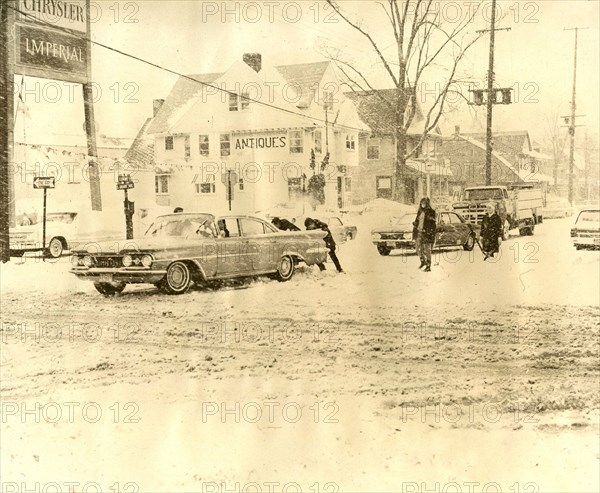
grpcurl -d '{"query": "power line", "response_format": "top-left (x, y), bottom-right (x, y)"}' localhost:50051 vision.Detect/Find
top-left (7, 4), bottom-right (368, 134)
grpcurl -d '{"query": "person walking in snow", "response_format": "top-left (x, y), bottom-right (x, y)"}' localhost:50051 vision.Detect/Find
top-left (412, 197), bottom-right (437, 272)
top-left (480, 203), bottom-right (503, 259)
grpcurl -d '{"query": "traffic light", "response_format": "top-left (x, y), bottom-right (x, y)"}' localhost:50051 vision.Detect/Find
top-left (473, 90), bottom-right (484, 106)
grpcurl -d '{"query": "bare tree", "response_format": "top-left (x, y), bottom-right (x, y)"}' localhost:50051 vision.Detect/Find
top-left (324, 0), bottom-right (482, 202)
top-left (543, 108), bottom-right (569, 188)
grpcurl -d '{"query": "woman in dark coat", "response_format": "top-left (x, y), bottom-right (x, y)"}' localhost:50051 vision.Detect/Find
top-left (412, 197), bottom-right (437, 272)
top-left (480, 203), bottom-right (503, 258)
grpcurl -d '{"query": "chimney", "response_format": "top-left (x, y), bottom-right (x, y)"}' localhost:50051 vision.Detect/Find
top-left (243, 53), bottom-right (262, 73)
top-left (153, 99), bottom-right (165, 117)
top-left (454, 125), bottom-right (460, 136)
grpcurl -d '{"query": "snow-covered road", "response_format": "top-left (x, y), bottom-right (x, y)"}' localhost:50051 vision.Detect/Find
top-left (1, 217), bottom-right (599, 492)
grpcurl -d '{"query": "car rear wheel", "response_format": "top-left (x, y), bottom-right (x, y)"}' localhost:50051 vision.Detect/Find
top-left (47, 237), bottom-right (64, 258)
top-left (377, 244), bottom-right (391, 256)
top-left (274, 255), bottom-right (295, 282)
top-left (463, 234), bottom-right (475, 251)
top-left (161, 261), bottom-right (192, 294)
top-left (94, 282), bottom-right (126, 296)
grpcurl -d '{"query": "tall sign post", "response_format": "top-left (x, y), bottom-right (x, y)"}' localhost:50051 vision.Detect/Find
top-left (0, 1), bottom-right (16, 263)
top-left (33, 176), bottom-right (56, 259)
top-left (1, 0), bottom-right (100, 262)
top-left (222, 170), bottom-right (238, 211)
top-left (117, 174), bottom-right (135, 239)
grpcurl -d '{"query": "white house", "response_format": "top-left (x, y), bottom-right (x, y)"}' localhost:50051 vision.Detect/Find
top-left (133, 54), bottom-right (369, 214)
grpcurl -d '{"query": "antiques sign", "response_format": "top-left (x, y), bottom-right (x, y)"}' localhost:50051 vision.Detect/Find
top-left (14, 0), bottom-right (89, 83)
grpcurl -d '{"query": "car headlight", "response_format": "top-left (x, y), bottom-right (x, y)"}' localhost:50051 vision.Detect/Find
top-left (372, 233), bottom-right (381, 240)
top-left (82, 255), bottom-right (93, 268)
top-left (141, 255), bottom-right (153, 268)
top-left (71, 255), bottom-right (80, 266)
top-left (122, 254), bottom-right (133, 267)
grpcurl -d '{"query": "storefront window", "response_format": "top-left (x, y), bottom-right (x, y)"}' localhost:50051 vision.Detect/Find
top-left (155, 175), bottom-right (170, 194)
top-left (195, 174), bottom-right (215, 194)
top-left (289, 130), bottom-right (303, 154)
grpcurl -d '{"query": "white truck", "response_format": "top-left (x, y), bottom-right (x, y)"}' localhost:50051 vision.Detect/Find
top-left (452, 185), bottom-right (544, 236)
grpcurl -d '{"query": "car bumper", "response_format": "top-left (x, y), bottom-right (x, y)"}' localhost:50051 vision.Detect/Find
top-left (373, 239), bottom-right (415, 249)
top-left (70, 267), bottom-right (167, 284)
top-left (573, 236), bottom-right (600, 246)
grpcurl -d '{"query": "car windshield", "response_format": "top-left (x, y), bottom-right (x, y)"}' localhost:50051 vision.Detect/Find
top-left (464, 189), bottom-right (504, 200)
top-left (46, 213), bottom-right (77, 224)
top-left (577, 211), bottom-right (600, 224)
top-left (395, 214), bottom-right (417, 227)
top-left (145, 214), bottom-right (216, 238)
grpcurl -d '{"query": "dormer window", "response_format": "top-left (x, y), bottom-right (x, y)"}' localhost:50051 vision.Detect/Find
top-left (345, 134), bottom-right (356, 151)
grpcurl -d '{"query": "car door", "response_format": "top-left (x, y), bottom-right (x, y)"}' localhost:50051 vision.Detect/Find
top-left (238, 218), bottom-right (274, 273)
top-left (436, 212), bottom-right (452, 246)
top-left (448, 212), bottom-right (467, 246)
top-left (216, 217), bottom-right (245, 276)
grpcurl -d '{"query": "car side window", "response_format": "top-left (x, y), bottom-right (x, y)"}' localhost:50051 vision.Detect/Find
top-left (240, 218), bottom-right (265, 236)
top-left (217, 218), bottom-right (240, 238)
top-left (330, 217), bottom-right (343, 226)
top-left (439, 213), bottom-right (449, 225)
top-left (449, 213), bottom-right (462, 224)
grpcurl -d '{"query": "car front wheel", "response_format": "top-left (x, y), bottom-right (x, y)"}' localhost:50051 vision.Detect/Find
top-left (94, 282), bottom-right (126, 296)
top-left (47, 237), bottom-right (64, 258)
top-left (274, 255), bottom-right (295, 282)
top-left (161, 261), bottom-right (192, 294)
top-left (377, 244), bottom-right (391, 256)
top-left (463, 234), bottom-right (475, 251)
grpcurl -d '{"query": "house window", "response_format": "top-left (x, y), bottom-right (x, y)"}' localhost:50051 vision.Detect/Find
top-left (195, 174), bottom-right (215, 194)
top-left (346, 134), bottom-right (356, 151)
top-left (376, 175), bottom-right (392, 199)
top-left (220, 134), bottom-right (231, 157)
top-left (155, 174), bottom-right (170, 194)
top-left (229, 93), bottom-right (238, 112)
top-left (314, 130), bottom-right (323, 154)
top-left (199, 134), bottom-right (209, 156)
top-left (184, 135), bottom-right (191, 159)
top-left (165, 136), bottom-right (174, 150)
top-left (288, 177), bottom-right (302, 201)
top-left (367, 139), bottom-right (380, 159)
top-left (323, 91), bottom-right (334, 111)
top-left (289, 130), bottom-right (303, 154)
top-left (241, 92), bottom-right (250, 110)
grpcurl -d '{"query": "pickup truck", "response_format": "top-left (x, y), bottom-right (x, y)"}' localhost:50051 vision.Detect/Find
top-left (452, 185), bottom-right (543, 236)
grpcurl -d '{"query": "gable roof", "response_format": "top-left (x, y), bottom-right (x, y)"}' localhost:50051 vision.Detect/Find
top-left (344, 89), bottom-right (426, 136)
top-left (146, 73), bottom-right (224, 134)
top-left (125, 117), bottom-right (155, 169)
top-left (274, 61), bottom-right (330, 108)
top-left (463, 130), bottom-right (532, 157)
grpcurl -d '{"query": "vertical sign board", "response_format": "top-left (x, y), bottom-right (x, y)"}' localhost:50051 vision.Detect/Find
top-left (33, 176), bottom-right (56, 257)
top-left (2, 0), bottom-right (101, 261)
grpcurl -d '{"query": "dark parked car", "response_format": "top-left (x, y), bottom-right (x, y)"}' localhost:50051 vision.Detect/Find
top-left (371, 211), bottom-right (479, 256)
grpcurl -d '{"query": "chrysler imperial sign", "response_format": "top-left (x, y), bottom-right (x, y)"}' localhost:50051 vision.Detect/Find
top-left (14, 0), bottom-right (89, 83)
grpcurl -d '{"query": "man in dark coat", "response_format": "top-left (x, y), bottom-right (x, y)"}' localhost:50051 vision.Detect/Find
top-left (480, 203), bottom-right (503, 259)
top-left (412, 197), bottom-right (437, 272)
top-left (305, 217), bottom-right (344, 273)
top-left (272, 217), bottom-right (301, 231)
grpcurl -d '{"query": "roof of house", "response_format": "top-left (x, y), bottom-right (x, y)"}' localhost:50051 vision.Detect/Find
top-left (125, 118), bottom-right (155, 169)
top-left (462, 130), bottom-right (532, 157)
top-left (274, 61), bottom-right (330, 108)
top-left (146, 72), bottom-right (224, 135)
top-left (344, 89), bottom-right (428, 136)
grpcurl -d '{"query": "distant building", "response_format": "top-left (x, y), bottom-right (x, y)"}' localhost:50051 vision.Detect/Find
top-left (439, 129), bottom-right (553, 196)
top-left (344, 89), bottom-right (448, 205)
top-left (128, 54), bottom-right (369, 214)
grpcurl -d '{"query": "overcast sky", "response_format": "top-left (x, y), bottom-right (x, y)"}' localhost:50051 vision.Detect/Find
top-left (15, 0), bottom-right (600, 149)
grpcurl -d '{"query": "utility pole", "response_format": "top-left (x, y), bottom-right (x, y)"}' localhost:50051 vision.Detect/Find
top-left (476, 0), bottom-right (511, 186)
top-left (0, 1), bottom-right (15, 263)
top-left (563, 27), bottom-right (588, 205)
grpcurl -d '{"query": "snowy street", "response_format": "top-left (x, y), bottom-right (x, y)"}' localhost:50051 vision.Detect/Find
top-left (1, 216), bottom-right (598, 492)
